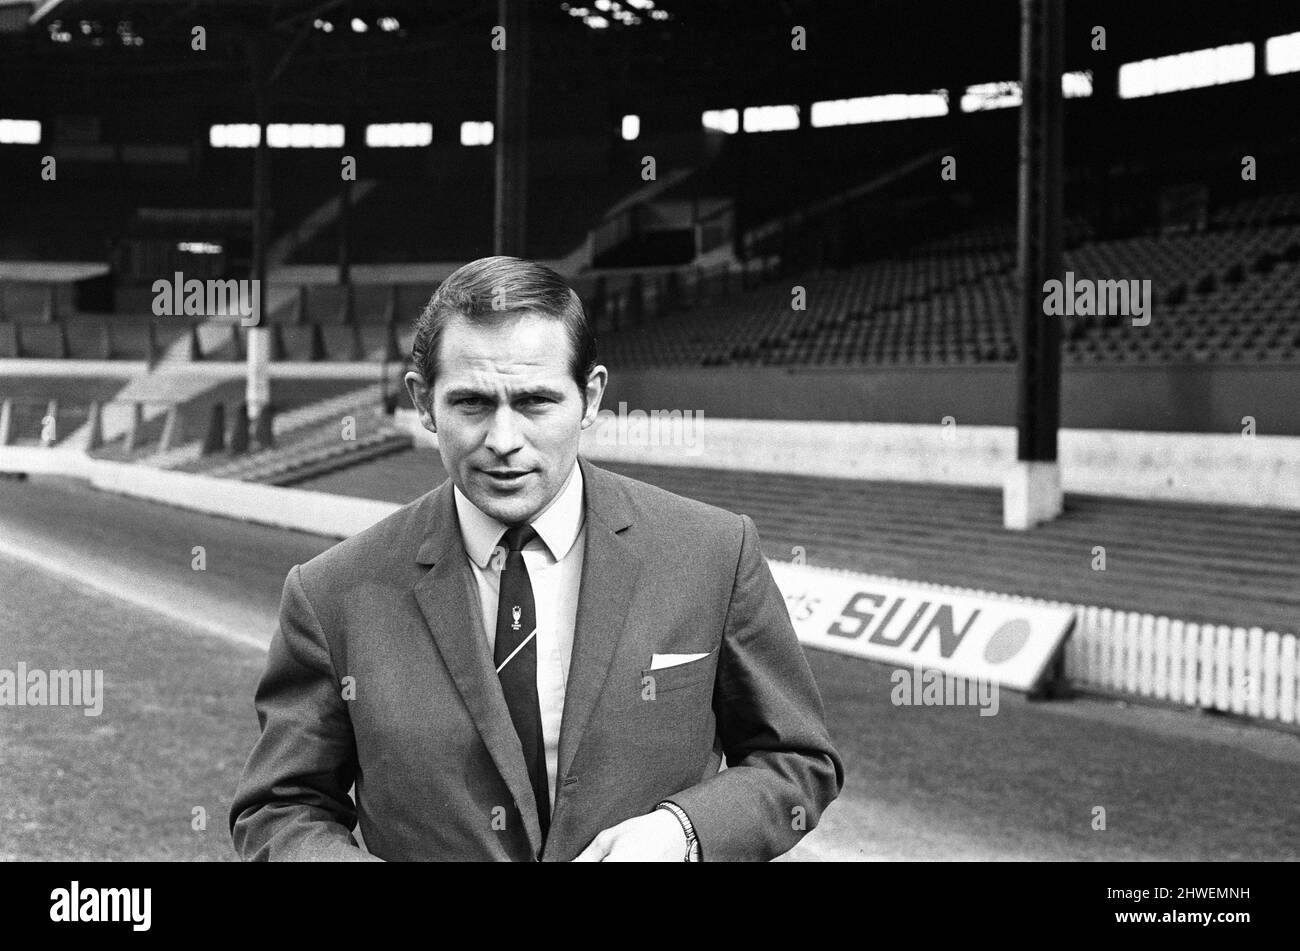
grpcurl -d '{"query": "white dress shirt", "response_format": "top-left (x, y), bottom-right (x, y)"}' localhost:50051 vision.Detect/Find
top-left (452, 461), bottom-right (586, 814)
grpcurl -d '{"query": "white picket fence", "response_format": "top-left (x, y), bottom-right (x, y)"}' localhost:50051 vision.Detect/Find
top-left (1065, 608), bottom-right (1299, 725)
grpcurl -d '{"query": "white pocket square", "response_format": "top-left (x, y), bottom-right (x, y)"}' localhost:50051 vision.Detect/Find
top-left (650, 651), bottom-right (711, 670)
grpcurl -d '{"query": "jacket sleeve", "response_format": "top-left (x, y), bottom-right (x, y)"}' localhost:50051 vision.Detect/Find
top-left (665, 514), bottom-right (845, 861)
top-left (229, 564), bottom-right (382, 861)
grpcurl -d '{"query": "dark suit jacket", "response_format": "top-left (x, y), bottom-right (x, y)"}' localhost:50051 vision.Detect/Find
top-left (230, 456), bottom-right (843, 861)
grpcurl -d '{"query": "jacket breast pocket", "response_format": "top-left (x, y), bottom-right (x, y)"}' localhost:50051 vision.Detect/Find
top-left (640, 657), bottom-right (714, 695)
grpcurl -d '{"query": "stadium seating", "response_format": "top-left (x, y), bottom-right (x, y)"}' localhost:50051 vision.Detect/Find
top-left (5, 177), bottom-right (1296, 372)
top-left (597, 250), bottom-right (1016, 368)
top-left (287, 450), bottom-right (1300, 636)
top-left (1211, 191), bottom-right (1300, 228)
top-left (82, 378), bottom-right (394, 464)
top-left (595, 196), bottom-right (1300, 369)
top-left (155, 384), bottom-right (409, 484)
top-left (0, 376), bottom-right (132, 446)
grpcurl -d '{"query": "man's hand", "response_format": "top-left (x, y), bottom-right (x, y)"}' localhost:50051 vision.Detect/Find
top-left (571, 809), bottom-right (688, 861)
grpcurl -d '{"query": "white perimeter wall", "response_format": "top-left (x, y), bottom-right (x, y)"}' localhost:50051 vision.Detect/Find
top-left (393, 409), bottom-right (1300, 511)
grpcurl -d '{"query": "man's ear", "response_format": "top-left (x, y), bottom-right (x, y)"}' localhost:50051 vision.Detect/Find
top-left (403, 371), bottom-right (437, 433)
top-left (579, 365), bottom-right (608, 429)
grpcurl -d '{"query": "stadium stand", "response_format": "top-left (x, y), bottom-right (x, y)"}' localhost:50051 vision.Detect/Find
top-left (0, 374), bottom-right (382, 456)
top-left (593, 195), bottom-right (1300, 369)
top-left (4, 198), bottom-right (1295, 377)
top-left (1211, 191), bottom-right (1300, 228)
top-left (294, 449), bottom-right (1300, 637)
top-left (188, 385), bottom-right (411, 485)
top-left (0, 375), bottom-right (131, 446)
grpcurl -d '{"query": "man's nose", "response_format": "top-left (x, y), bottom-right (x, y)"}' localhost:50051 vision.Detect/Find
top-left (483, 406), bottom-right (525, 456)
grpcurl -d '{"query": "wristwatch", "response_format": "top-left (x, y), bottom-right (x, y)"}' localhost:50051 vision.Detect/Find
top-left (655, 800), bottom-right (701, 862)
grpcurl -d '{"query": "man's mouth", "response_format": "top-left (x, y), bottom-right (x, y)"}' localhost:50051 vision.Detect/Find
top-left (481, 468), bottom-right (533, 485)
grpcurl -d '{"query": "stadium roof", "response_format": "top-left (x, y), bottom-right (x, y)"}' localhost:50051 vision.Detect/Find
top-left (0, 1), bottom-right (1295, 117)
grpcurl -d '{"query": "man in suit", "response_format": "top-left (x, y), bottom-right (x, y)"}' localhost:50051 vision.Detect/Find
top-left (230, 256), bottom-right (843, 861)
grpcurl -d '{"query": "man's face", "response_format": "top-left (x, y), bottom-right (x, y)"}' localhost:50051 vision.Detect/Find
top-left (405, 312), bottom-right (606, 526)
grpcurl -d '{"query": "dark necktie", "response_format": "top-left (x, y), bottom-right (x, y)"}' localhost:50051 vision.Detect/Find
top-left (492, 523), bottom-right (549, 840)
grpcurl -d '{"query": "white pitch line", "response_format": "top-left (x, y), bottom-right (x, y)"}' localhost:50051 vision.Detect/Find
top-left (0, 538), bottom-right (270, 653)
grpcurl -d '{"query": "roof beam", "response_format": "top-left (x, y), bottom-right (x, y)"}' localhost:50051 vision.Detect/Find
top-left (27, 0), bottom-right (67, 25)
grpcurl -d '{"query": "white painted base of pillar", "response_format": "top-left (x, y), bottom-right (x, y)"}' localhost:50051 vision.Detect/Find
top-left (1003, 460), bottom-right (1063, 530)
top-left (245, 325), bottom-right (271, 419)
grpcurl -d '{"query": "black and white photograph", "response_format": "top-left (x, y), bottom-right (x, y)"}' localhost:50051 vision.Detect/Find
top-left (0, 0), bottom-right (1295, 926)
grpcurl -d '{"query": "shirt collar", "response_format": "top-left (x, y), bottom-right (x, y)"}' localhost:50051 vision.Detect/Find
top-left (453, 460), bottom-right (585, 568)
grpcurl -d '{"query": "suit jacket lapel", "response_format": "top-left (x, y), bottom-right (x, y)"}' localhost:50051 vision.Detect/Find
top-left (555, 457), bottom-right (643, 787)
top-left (412, 480), bottom-right (543, 857)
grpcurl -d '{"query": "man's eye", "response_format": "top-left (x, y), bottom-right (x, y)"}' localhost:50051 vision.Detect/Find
top-left (520, 396), bottom-right (552, 406)
top-left (456, 398), bottom-right (488, 408)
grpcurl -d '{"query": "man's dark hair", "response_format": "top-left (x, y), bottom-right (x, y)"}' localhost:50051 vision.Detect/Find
top-left (410, 255), bottom-right (597, 397)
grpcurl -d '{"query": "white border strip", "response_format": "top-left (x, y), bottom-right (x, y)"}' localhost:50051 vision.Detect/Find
top-left (0, 447), bottom-right (399, 538)
top-left (565, 416), bottom-right (1300, 510)
top-left (0, 539), bottom-right (270, 652)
